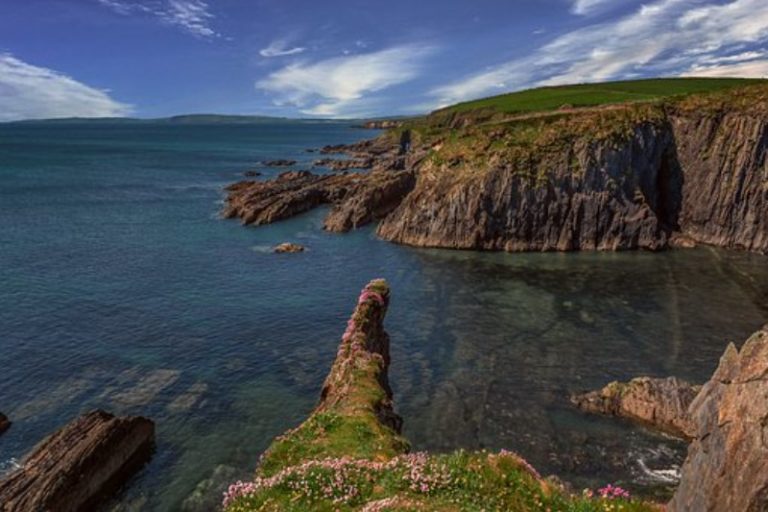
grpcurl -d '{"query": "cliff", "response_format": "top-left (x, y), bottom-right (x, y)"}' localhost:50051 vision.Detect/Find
top-left (574, 325), bottom-right (768, 512)
top-left (224, 82), bottom-right (768, 254)
top-left (222, 280), bottom-right (657, 511)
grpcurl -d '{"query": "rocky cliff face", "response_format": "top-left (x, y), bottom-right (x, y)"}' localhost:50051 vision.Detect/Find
top-left (223, 85), bottom-right (768, 255)
top-left (669, 325), bottom-right (768, 512)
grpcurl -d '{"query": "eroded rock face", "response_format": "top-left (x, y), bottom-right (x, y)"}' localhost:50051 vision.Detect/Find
top-left (0, 413), bottom-right (9, 435)
top-left (223, 169), bottom-right (415, 233)
top-left (0, 410), bottom-right (154, 512)
top-left (669, 326), bottom-right (768, 512)
top-left (572, 377), bottom-right (700, 439)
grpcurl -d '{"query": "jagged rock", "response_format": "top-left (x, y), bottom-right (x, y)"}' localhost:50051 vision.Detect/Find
top-left (669, 326), bottom-right (768, 512)
top-left (0, 410), bottom-right (154, 512)
top-left (273, 242), bottom-right (305, 253)
top-left (571, 377), bottom-right (700, 439)
top-left (262, 159), bottom-right (296, 167)
top-left (223, 169), bottom-right (415, 233)
top-left (0, 413), bottom-right (9, 435)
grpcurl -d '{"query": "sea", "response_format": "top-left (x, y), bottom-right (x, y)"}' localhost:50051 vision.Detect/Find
top-left (1, 120), bottom-right (766, 510)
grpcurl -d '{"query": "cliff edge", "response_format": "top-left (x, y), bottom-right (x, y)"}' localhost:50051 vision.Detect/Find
top-left (221, 281), bottom-right (658, 511)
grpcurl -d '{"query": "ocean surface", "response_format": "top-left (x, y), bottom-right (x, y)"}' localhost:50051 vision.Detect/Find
top-left (1, 121), bottom-right (767, 510)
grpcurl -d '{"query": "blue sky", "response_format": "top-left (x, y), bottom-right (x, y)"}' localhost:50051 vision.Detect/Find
top-left (1, 0), bottom-right (767, 120)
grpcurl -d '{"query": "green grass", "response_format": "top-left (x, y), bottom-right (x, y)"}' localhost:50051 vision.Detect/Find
top-left (438, 77), bottom-right (765, 115)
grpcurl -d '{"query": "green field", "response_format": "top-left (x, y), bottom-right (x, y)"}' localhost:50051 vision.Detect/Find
top-left (438, 77), bottom-right (765, 115)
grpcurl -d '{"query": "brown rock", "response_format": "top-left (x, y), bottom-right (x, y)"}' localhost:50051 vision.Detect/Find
top-left (0, 412), bottom-right (9, 435)
top-left (572, 376), bottom-right (700, 439)
top-left (0, 410), bottom-right (154, 512)
top-left (669, 326), bottom-right (768, 512)
top-left (274, 242), bottom-right (305, 253)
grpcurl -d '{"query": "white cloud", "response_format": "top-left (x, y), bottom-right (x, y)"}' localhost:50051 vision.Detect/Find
top-left (684, 59), bottom-right (768, 77)
top-left (259, 40), bottom-right (306, 58)
top-left (97, 0), bottom-right (218, 38)
top-left (0, 54), bottom-right (132, 122)
top-left (256, 45), bottom-right (435, 117)
top-left (433, 0), bottom-right (768, 107)
top-left (571, 0), bottom-right (614, 15)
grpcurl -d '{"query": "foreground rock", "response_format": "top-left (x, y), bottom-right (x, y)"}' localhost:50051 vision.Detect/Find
top-left (669, 325), bottom-right (768, 512)
top-left (0, 410), bottom-right (154, 512)
top-left (220, 281), bottom-right (655, 511)
top-left (572, 377), bottom-right (700, 439)
top-left (273, 242), bottom-right (305, 253)
top-left (0, 412), bottom-right (9, 435)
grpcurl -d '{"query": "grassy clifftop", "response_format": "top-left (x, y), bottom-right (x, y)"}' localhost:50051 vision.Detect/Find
top-left (222, 280), bottom-right (660, 511)
top-left (436, 77), bottom-right (764, 115)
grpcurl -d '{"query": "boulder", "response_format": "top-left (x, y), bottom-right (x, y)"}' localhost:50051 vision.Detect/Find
top-left (572, 376), bottom-right (700, 439)
top-left (669, 326), bottom-right (768, 512)
top-left (0, 410), bottom-right (154, 512)
top-left (273, 242), bottom-right (305, 253)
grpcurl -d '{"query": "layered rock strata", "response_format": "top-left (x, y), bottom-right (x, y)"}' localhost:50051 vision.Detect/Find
top-left (572, 377), bottom-right (700, 439)
top-left (0, 410), bottom-right (154, 512)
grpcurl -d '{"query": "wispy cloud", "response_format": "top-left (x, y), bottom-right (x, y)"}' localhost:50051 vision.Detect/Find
top-left (433, 0), bottom-right (768, 107)
top-left (570, 0), bottom-right (614, 15)
top-left (259, 40), bottom-right (306, 58)
top-left (0, 53), bottom-right (131, 122)
top-left (97, 0), bottom-right (219, 38)
top-left (256, 45), bottom-right (435, 117)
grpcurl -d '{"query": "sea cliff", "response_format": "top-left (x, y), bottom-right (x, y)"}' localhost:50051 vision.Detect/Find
top-left (224, 83), bottom-right (768, 254)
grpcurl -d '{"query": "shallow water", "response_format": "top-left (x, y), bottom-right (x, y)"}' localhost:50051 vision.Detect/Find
top-left (1, 121), bottom-right (766, 510)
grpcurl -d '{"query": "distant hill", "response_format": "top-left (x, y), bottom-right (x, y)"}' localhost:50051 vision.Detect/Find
top-left (437, 77), bottom-right (766, 115)
top-left (5, 114), bottom-right (354, 125)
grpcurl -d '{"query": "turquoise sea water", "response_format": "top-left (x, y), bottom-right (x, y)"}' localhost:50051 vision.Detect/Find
top-left (1, 121), bottom-right (767, 510)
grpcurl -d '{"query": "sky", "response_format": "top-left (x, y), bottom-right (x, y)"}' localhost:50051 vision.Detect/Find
top-left (1, 0), bottom-right (768, 120)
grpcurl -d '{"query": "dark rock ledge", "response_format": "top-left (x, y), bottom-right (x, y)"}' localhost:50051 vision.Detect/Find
top-left (0, 410), bottom-right (154, 512)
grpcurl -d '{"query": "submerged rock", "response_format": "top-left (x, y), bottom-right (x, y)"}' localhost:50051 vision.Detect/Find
top-left (669, 325), bottom-right (768, 512)
top-left (572, 376), bottom-right (700, 439)
top-left (182, 465), bottom-right (239, 512)
top-left (0, 410), bottom-right (154, 512)
top-left (0, 413), bottom-right (9, 435)
top-left (273, 242), bottom-right (305, 254)
top-left (243, 170), bottom-right (261, 177)
top-left (262, 159), bottom-right (296, 167)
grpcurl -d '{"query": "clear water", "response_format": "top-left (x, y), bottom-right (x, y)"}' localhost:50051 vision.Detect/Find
top-left (1, 122), bottom-right (766, 510)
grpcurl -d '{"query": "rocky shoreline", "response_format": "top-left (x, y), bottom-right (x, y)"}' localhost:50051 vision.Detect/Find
top-left (0, 410), bottom-right (154, 512)
top-left (223, 84), bottom-right (768, 255)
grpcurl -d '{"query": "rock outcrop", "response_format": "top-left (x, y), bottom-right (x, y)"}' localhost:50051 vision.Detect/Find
top-left (669, 325), bottom-right (768, 512)
top-left (273, 242), bottom-right (305, 253)
top-left (223, 169), bottom-right (415, 233)
top-left (0, 412), bottom-right (9, 435)
top-left (256, 279), bottom-right (407, 476)
top-left (262, 159), bottom-right (296, 167)
top-left (572, 377), bottom-right (700, 439)
top-left (223, 85), bottom-right (768, 255)
top-left (0, 410), bottom-right (154, 512)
